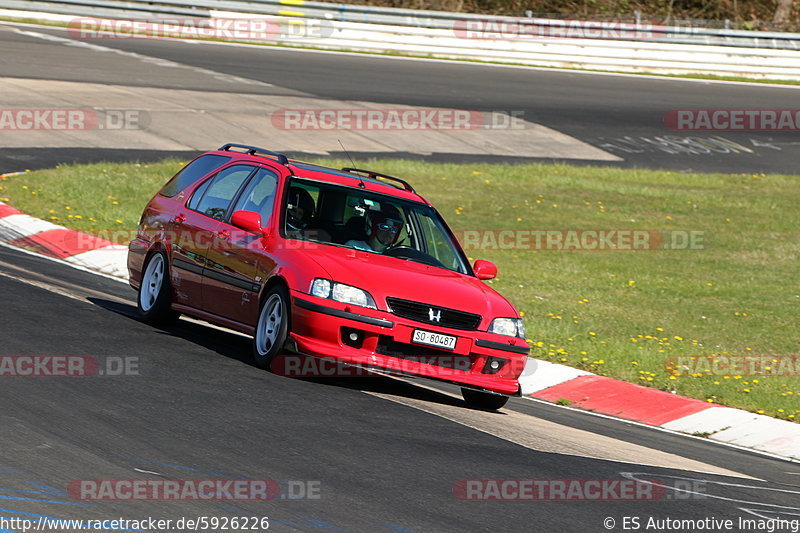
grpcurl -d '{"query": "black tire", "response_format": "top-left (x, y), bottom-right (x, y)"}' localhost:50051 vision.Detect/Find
top-left (461, 388), bottom-right (510, 410)
top-left (137, 251), bottom-right (179, 326)
top-left (253, 284), bottom-right (290, 369)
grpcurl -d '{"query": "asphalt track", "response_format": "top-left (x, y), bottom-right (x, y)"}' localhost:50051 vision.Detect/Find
top-left (1, 244), bottom-right (800, 533)
top-left (1, 19), bottom-right (800, 533)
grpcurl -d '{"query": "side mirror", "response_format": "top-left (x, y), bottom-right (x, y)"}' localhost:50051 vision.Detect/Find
top-left (473, 259), bottom-right (497, 280)
top-left (231, 210), bottom-right (264, 235)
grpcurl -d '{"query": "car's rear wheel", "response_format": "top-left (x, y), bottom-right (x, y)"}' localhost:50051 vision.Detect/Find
top-left (253, 285), bottom-right (290, 369)
top-left (461, 388), bottom-right (509, 410)
top-left (137, 251), bottom-right (179, 326)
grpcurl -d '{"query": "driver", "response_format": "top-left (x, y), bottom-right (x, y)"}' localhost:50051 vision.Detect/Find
top-left (346, 203), bottom-right (403, 252)
top-left (286, 186), bottom-right (315, 233)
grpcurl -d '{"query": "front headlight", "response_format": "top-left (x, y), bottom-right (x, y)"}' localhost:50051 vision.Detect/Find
top-left (310, 278), bottom-right (332, 299)
top-left (489, 317), bottom-right (526, 338)
top-left (310, 278), bottom-right (377, 309)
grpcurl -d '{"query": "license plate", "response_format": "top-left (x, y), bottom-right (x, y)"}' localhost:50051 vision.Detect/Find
top-left (411, 329), bottom-right (457, 350)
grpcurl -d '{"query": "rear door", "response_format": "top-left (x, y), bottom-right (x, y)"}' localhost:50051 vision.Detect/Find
top-left (171, 164), bottom-right (257, 309)
top-left (203, 166), bottom-right (281, 325)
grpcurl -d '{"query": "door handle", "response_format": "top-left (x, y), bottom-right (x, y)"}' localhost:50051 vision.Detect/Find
top-left (175, 213), bottom-right (186, 223)
top-left (218, 230), bottom-right (230, 239)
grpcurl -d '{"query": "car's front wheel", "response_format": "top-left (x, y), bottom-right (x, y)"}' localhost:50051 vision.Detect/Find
top-left (137, 251), bottom-right (179, 326)
top-left (461, 388), bottom-right (509, 410)
top-left (253, 285), bottom-right (290, 369)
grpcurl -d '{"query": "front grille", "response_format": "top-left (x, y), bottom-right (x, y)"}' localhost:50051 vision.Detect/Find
top-left (376, 337), bottom-right (472, 371)
top-left (385, 297), bottom-right (481, 330)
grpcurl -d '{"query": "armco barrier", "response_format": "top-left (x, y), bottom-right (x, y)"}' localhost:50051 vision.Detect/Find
top-left (1, 0), bottom-right (799, 79)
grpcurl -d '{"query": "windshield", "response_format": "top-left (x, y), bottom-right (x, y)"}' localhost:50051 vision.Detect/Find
top-left (283, 177), bottom-right (470, 275)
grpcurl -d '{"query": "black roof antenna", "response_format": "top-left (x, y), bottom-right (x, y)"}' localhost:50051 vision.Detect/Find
top-left (339, 139), bottom-right (365, 188)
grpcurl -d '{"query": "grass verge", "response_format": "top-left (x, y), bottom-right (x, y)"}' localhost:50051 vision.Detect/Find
top-left (1, 159), bottom-right (798, 421)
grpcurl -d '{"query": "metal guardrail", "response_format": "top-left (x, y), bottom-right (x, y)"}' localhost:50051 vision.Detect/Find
top-left (1, 0), bottom-right (799, 79)
top-left (4, 0), bottom-right (800, 49)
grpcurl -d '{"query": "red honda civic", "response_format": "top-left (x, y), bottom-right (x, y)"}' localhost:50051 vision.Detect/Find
top-left (128, 144), bottom-right (529, 409)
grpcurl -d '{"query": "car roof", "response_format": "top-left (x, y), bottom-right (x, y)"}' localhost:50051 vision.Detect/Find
top-left (207, 145), bottom-right (430, 205)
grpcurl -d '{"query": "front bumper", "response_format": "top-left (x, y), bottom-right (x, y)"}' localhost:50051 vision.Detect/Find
top-left (287, 290), bottom-right (529, 396)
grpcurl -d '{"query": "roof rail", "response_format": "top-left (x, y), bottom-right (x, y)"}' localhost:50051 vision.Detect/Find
top-left (341, 168), bottom-right (416, 193)
top-left (218, 143), bottom-right (289, 166)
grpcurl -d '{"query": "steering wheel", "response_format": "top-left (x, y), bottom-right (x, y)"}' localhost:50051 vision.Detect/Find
top-left (383, 246), bottom-right (446, 269)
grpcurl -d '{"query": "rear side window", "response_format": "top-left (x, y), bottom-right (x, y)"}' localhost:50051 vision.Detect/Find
top-left (160, 154), bottom-right (231, 198)
top-left (193, 165), bottom-right (255, 221)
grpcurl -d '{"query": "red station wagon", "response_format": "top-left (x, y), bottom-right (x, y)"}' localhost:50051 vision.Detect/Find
top-left (128, 144), bottom-right (529, 409)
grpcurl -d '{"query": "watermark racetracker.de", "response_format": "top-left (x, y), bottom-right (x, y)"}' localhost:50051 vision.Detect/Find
top-left (666, 355), bottom-right (800, 377)
top-left (665, 109), bottom-right (800, 131)
top-left (454, 229), bottom-right (706, 251)
top-left (67, 16), bottom-right (333, 41)
top-left (452, 17), bottom-right (665, 40)
top-left (0, 356), bottom-right (140, 377)
top-left (68, 478), bottom-right (321, 500)
top-left (453, 477), bottom-right (708, 501)
top-left (0, 109), bottom-right (147, 131)
top-left (269, 108), bottom-right (526, 131)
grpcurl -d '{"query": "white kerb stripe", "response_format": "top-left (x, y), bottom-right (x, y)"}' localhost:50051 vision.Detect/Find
top-left (518, 358), bottom-right (593, 395)
top-left (0, 214), bottom-right (64, 241)
top-left (661, 406), bottom-right (759, 434)
top-left (710, 415), bottom-right (800, 460)
top-left (63, 246), bottom-right (130, 278)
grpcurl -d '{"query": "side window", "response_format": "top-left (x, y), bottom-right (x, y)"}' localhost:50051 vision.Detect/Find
top-left (187, 177), bottom-right (213, 211)
top-left (160, 154), bottom-right (231, 198)
top-left (193, 165), bottom-right (255, 221)
top-left (417, 215), bottom-right (458, 270)
top-left (231, 168), bottom-right (279, 226)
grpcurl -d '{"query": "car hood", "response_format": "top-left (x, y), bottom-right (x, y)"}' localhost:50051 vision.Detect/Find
top-left (293, 244), bottom-right (519, 321)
